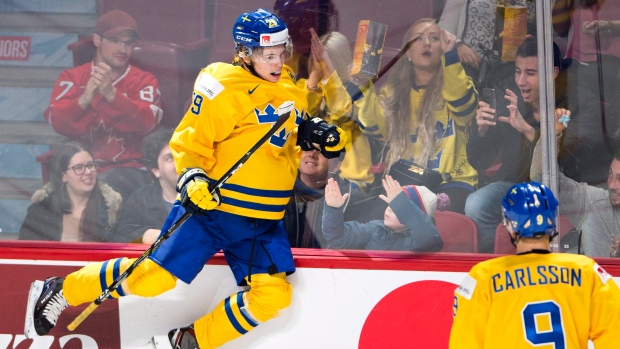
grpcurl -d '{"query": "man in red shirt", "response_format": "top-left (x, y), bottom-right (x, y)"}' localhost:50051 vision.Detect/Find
top-left (45, 10), bottom-right (162, 200)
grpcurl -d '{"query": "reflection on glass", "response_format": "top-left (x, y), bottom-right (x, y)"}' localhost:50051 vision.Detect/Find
top-left (1, 0), bottom-right (618, 259)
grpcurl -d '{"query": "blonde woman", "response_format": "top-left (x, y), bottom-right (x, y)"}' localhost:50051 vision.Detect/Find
top-left (355, 18), bottom-right (478, 213)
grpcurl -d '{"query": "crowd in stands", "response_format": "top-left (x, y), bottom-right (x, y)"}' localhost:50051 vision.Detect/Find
top-left (16, 0), bottom-right (620, 258)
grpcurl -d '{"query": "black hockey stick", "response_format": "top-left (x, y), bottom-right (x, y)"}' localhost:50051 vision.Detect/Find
top-left (67, 109), bottom-right (292, 331)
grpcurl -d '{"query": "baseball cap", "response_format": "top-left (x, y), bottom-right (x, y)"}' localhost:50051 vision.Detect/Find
top-left (400, 185), bottom-right (438, 218)
top-left (95, 10), bottom-right (140, 39)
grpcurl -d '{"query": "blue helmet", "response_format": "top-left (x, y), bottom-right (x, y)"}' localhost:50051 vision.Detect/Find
top-left (502, 182), bottom-right (558, 238)
top-left (233, 8), bottom-right (290, 52)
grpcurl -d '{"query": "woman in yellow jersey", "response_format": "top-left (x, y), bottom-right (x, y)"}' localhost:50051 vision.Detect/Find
top-left (355, 18), bottom-right (478, 213)
top-left (24, 9), bottom-right (345, 349)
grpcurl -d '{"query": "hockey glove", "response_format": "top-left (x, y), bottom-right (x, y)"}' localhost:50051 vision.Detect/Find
top-left (176, 168), bottom-right (221, 214)
top-left (298, 117), bottom-right (347, 159)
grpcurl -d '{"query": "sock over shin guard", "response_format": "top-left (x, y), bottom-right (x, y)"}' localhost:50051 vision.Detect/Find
top-left (193, 272), bottom-right (292, 349)
top-left (63, 258), bottom-right (177, 306)
top-left (63, 258), bottom-right (135, 306)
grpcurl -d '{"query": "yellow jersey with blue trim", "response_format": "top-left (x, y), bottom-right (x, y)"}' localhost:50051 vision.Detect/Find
top-left (170, 62), bottom-right (308, 220)
top-left (449, 252), bottom-right (620, 348)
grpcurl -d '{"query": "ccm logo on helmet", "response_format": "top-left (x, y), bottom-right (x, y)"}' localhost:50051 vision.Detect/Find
top-left (236, 36), bottom-right (252, 43)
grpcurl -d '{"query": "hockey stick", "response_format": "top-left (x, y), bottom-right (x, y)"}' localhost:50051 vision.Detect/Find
top-left (67, 109), bottom-right (292, 331)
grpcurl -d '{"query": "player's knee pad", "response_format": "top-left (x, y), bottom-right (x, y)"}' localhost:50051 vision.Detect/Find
top-left (246, 272), bottom-right (292, 322)
top-left (64, 257), bottom-right (135, 306)
top-left (126, 258), bottom-right (177, 297)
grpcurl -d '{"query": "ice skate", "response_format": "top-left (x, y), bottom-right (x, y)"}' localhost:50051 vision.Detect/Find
top-left (168, 325), bottom-right (199, 349)
top-left (24, 277), bottom-right (69, 338)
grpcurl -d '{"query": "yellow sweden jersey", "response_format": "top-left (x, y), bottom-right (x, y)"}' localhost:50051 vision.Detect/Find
top-left (450, 252), bottom-right (620, 348)
top-left (171, 62), bottom-right (308, 220)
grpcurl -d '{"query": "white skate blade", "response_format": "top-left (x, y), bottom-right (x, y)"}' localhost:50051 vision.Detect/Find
top-left (152, 335), bottom-right (173, 349)
top-left (24, 280), bottom-right (44, 339)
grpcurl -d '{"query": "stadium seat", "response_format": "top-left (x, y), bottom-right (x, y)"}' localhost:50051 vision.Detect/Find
top-left (494, 215), bottom-right (575, 254)
top-left (434, 211), bottom-right (478, 253)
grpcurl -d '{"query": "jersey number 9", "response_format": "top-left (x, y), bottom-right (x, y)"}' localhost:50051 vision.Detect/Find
top-left (191, 92), bottom-right (203, 115)
top-left (522, 301), bottom-right (565, 349)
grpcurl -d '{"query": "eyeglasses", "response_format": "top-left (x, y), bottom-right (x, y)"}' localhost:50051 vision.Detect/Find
top-left (66, 162), bottom-right (98, 175)
top-left (101, 34), bottom-right (137, 48)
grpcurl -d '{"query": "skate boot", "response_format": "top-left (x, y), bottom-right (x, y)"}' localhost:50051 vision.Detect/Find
top-left (24, 277), bottom-right (69, 338)
top-left (168, 325), bottom-right (199, 349)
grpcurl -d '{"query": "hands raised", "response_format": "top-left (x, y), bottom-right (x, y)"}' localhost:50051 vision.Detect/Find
top-left (325, 178), bottom-right (349, 208)
top-left (440, 29), bottom-right (457, 54)
top-left (379, 175), bottom-right (403, 204)
top-left (498, 89), bottom-right (536, 142)
top-left (307, 27), bottom-right (335, 91)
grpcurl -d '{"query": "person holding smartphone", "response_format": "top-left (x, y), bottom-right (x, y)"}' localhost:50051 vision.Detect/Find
top-left (464, 36), bottom-right (564, 253)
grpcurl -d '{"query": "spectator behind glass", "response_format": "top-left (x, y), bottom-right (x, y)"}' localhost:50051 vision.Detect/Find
top-left (305, 29), bottom-right (375, 193)
top-left (114, 128), bottom-right (176, 244)
top-left (322, 175), bottom-right (443, 252)
top-left (355, 18), bottom-right (479, 214)
top-left (553, 0), bottom-right (619, 185)
top-left (284, 149), bottom-right (339, 248)
top-left (465, 36), bottom-right (565, 253)
top-left (438, 0), bottom-right (536, 75)
top-left (531, 111), bottom-right (620, 258)
top-left (19, 141), bottom-right (121, 242)
top-left (44, 10), bottom-right (162, 201)
top-left (273, 0), bottom-right (338, 79)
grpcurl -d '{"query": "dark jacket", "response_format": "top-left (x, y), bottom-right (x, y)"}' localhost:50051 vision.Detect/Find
top-left (114, 182), bottom-right (172, 243)
top-left (284, 174), bottom-right (368, 248)
top-left (321, 192), bottom-right (443, 252)
top-left (467, 95), bottom-right (540, 187)
top-left (18, 182), bottom-right (121, 242)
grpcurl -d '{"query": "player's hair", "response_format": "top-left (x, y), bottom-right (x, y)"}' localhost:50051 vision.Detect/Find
top-left (516, 35), bottom-right (562, 69)
top-left (382, 18), bottom-right (444, 171)
top-left (141, 128), bottom-right (174, 171)
top-left (49, 141), bottom-right (107, 241)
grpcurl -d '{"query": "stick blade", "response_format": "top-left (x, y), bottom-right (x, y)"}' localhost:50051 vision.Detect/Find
top-left (152, 335), bottom-right (173, 349)
top-left (24, 280), bottom-right (44, 339)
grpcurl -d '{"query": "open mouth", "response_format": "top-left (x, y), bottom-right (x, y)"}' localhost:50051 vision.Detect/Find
top-left (520, 88), bottom-right (532, 99)
top-left (421, 51), bottom-right (432, 58)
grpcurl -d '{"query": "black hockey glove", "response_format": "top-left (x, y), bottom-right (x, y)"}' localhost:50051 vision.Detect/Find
top-left (298, 117), bottom-right (347, 159)
top-left (176, 168), bottom-right (221, 214)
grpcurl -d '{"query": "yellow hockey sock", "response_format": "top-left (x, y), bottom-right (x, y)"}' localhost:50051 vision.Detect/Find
top-left (193, 272), bottom-right (292, 349)
top-left (63, 258), bottom-right (135, 306)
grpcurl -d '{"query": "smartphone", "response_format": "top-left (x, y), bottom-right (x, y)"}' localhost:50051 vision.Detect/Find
top-left (481, 88), bottom-right (497, 121)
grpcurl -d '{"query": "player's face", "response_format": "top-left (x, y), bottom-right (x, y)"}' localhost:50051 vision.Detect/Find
top-left (515, 55), bottom-right (540, 104)
top-left (607, 158), bottom-right (620, 206)
top-left (251, 45), bottom-right (288, 82)
top-left (63, 150), bottom-right (97, 197)
top-left (383, 206), bottom-right (407, 232)
top-left (406, 22), bottom-right (442, 72)
top-left (299, 149), bottom-right (329, 182)
top-left (152, 145), bottom-right (177, 192)
top-left (94, 30), bottom-right (136, 70)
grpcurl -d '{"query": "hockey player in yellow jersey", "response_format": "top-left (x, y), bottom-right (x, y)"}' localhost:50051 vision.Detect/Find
top-left (23, 8), bottom-right (346, 349)
top-left (449, 182), bottom-right (620, 348)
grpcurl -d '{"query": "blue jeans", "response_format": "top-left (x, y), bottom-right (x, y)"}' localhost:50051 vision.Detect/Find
top-left (464, 181), bottom-right (514, 253)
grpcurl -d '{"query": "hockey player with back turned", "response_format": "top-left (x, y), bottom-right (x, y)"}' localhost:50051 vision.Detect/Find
top-left (23, 8), bottom-right (346, 349)
top-left (449, 182), bottom-right (620, 348)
